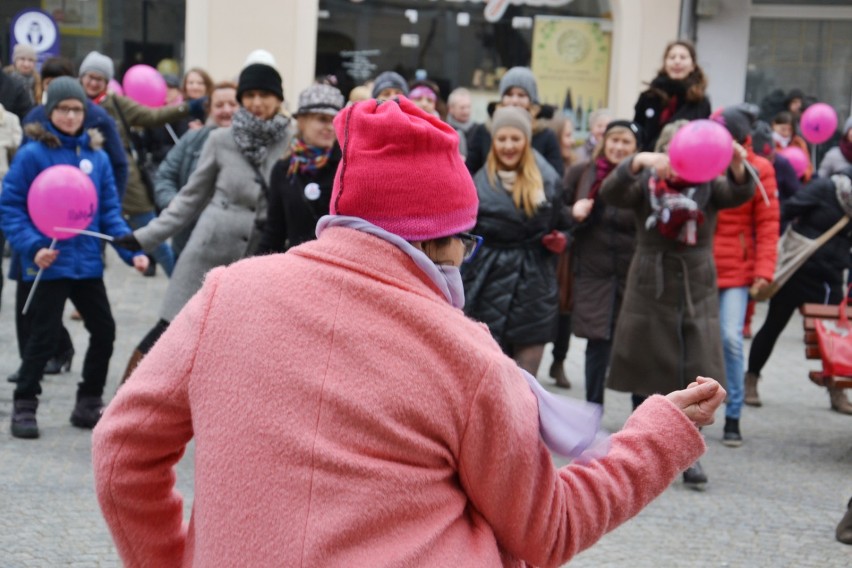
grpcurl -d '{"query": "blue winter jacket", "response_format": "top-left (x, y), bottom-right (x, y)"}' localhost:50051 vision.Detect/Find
top-left (22, 100), bottom-right (129, 203)
top-left (0, 123), bottom-right (139, 282)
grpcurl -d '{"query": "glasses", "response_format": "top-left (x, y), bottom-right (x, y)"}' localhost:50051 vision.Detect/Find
top-left (54, 106), bottom-right (85, 117)
top-left (455, 232), bottom-right (483, 263)
top-left (83, 74), bottom-right (106, 84)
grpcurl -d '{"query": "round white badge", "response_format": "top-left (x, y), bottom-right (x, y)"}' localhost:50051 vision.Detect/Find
top-left (79, 159), bottom-right (94, 174)
top-left (304, 183), bottom-right (321, 201)
top-left (645, 108), bottom-right (656, 119)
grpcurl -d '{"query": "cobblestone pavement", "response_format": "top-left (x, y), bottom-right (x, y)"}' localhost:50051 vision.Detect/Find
top-left (1, 248), bottom-right (850, 566)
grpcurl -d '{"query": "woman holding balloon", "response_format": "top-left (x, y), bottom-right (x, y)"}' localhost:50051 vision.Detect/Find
top-left (771, 112), bottom-right (812, 182)
top-left (0, 78), bottom-right (148, 439)
top-left (633, 40), bottom-right (711, 152)
top-left (600, 118), bottom-right (754, 488)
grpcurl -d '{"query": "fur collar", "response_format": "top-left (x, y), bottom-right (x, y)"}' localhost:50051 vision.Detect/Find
top-left (24, 122), bottom-right (104, 150)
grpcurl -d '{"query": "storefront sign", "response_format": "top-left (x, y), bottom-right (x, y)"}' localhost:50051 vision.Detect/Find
top-left (531, 16), bottom-right (611, 129)
top-left (341, 49), bottom-right (381, 82)
top-left (9, 9), bottom-right (60, 69)
top-left (41, 0), bottom-right (103, 37)
top-left (442, 0), bottom-right (575, 23)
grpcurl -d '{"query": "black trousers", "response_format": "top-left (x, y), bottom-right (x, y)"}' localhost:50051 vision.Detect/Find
top-left (15, 278), bottom-right (115, 401)
top-left (748, 276), bottom-right (842, 377)
top-left (15, 282), bottom-right (74, 359)
top-left (551, 313), bottom-right (572, 362)
top-left (585, 339), bottom-right (611, 405)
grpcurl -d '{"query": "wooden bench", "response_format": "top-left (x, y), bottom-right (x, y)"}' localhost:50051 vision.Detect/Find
top-left (800, 303), bottom-right (852, 389)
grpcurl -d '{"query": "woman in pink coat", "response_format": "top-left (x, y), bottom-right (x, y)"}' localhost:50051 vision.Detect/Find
top-left (92, 96), bottom-right (726, 567)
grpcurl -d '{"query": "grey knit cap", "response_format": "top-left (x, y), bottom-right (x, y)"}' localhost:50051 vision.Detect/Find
top-left (371, 71), bottom-right (409, 98)
top-left (12, 43), bottom-right (37, 61)
top-left (79, 51), bottom-right (114, 82)
top-left (295, 84), bottom-right (344, 117)
top-left (499, 67), bottom-right (539, 105)
top-left (45, 76), bottom-right (87, 117)
top-left (491, 106), bottom-right (532, 140)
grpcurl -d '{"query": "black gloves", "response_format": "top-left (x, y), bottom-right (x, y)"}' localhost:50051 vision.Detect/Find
top-left (114, 233), bottom-right (142, 252)
top-left (188, 97), bottom-right (209, 121)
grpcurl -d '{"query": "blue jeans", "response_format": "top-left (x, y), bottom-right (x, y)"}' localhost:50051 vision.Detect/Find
top-left (719, 287), bottom-right (749, 419)
top-left (125, 211), bottom-right (175, 277)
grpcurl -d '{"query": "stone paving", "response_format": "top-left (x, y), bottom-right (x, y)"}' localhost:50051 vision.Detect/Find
top-left (0, 247), bottom-right (850, 566)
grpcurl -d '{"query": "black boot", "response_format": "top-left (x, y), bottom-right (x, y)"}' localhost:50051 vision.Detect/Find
top-left (837, 498), bottom-right (852, 545)
top-left (43, 348), bottom-right (74, 375)
top-left (7, 368), bottom-right (21, 383)
top-left (11, 399), bottom-right (39, 439)
top-left (70, 395), bottom-right (104, 429)
top-left (722, 417), bottom-right (743, 447)
top-left (683, 460), bottom-right (708, 490)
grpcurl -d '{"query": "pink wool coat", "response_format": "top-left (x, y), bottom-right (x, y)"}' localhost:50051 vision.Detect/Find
top-left (93, 226), bottom-right (705, 567)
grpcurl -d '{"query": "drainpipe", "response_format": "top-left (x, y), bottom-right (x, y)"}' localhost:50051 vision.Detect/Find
top-left (679, 0), bottom-right (697, 41)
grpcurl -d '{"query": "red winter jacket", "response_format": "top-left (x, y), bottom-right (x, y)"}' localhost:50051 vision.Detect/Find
top-left (713, 146), bottom-right (780, 289)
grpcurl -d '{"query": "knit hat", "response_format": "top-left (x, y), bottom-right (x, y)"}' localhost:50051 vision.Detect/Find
top-left (162, 74), bottom-right (180, 88)
top-left (604, 119), bottom-right (642, 145)
top-left (295, 84), bottom-right (344, 117)
top-left (12, 44), bottom-right (37, 61)
top-left (491, 106), bottom-right (532, 140)
top-left (751, 120), bottom-right (775, 158)
top-left (237, 63), bottom-right (283, 102)
top-left (371, 71), bottom-right (409, 98)
top-left (330, 97), bottom-right (478, 240)
top-left (243, 49), bottom-right (277, 69)
top-left (499, 67), bottom-right (539, 105)
top-left (711, 103), bottom-right (759, 143)
top-left (45, 76), bottom-right (87, 117)
top-left (79, 51), bottom-right (114, 82)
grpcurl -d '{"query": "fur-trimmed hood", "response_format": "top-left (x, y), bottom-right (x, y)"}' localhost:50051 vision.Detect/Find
top-left (24, 122), bottom-right (104, 150)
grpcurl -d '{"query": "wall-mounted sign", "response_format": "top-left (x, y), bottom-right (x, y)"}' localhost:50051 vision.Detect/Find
top-left (341, 49), bottom-right (381, 82)
top-left (9, 9), bottom-right (60, 69)
top-left (41, 0), bottom-right (103, 37)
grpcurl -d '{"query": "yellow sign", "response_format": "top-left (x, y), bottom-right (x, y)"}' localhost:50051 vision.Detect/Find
top-left (531, 17), bottom-right (611, 130)
top-left (41, 0), bottom-right (103, 37)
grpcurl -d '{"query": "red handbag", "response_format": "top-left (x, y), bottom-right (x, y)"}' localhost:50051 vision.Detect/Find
top-left (815, 288), bottom-right (852, 377)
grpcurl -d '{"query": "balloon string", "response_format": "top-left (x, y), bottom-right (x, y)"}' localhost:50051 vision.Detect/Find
top-left (22, 238), bottom-right (57, 315)
top-left (744, 162), bottom-right (770, 207)
top-left (165, 123), bottom-right (180, 145)
top-left (53, 227), bottom-right (114, 241)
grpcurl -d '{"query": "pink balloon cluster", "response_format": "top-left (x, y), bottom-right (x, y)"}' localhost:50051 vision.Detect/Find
top-left (800, 103), bottom-right (838, 144)
top-left (27, 165), bottom-right (99, 240)
top-left (122, 64), bottom-right (167, 107)
top-left (668, 119), bottom-right (733, 183)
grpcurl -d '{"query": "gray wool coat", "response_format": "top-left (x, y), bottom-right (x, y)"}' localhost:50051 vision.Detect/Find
top-left (135, 125), bottom-right (291, 321)
top-left (599, 157), bottom-right (754, 396)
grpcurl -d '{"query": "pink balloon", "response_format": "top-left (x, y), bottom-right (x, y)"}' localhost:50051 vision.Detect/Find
top-left (122, 64), bottom-right (167, 107)
top-left (108, 78), bottom-right (124, 96)
top-left (779, 146), bottom-right (809, 179)
top-left (668, 119), bottom-right (734, 183)
top-left (800, 103), bottom-right (838, 144)
top-left (27, 165), bottom-right (99, 240)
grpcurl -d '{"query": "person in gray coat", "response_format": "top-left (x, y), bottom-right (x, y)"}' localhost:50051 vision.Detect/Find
top-left (153, 81), bottom-right (239, 258)
top-left (599, 121), bottom-right (753, 489)
top-left (817, 116), bottom-right (852, 179)
top-left (115, 63), bottom-right (292, 380)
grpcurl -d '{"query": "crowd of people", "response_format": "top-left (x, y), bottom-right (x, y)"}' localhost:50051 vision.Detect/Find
top-left (1, 37), bottom-right (852, 560)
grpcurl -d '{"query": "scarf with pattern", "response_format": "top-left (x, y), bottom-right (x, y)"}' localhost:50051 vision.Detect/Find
top-left (231, 107), bottom-right (289, 167)
top-left (287, 137), bottom-right (333, 178)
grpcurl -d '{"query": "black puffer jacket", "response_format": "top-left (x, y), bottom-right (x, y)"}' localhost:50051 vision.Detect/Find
top-left (782, 176), bottom-right (852, 295)
top-left (257, 144), bottom-right (342, 254)
top-left (463, 155), bottom-right (564, 346)
top-left (633, 75), bottom-right (711, 152)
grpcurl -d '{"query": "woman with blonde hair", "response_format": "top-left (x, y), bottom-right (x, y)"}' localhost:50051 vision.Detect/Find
top-left (463, 106), bottom-right (565, 376)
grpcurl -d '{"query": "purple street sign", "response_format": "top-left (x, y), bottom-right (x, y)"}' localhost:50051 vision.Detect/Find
top-left (10, 9), bottom-right (60, 71)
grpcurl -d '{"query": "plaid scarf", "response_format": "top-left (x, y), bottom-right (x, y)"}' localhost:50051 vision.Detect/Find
top-left (287, 137), bottom-right (333, 178)
top-left (645, 174), bottom-right (704, 245)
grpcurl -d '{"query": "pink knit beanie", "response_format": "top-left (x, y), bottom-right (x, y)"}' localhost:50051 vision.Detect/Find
top-left (330, 96), bottom-right (478, 241)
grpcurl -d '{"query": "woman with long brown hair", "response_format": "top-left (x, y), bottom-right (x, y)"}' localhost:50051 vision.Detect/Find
top-left (463, 106), bottom-right (565, 376)
top-left (633, 40), bottom-right (711, 152)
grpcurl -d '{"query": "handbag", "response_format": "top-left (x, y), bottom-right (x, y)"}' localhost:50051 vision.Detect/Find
top-left (751, 216), bottom-right (850, 301)
top-left (815, 286), bottom-right (852, 377)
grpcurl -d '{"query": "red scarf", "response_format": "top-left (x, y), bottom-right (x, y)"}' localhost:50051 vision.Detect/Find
top-left (659, 95), bottom-right (679, 126)
top-left (588, 156), bottom-right (617, 200)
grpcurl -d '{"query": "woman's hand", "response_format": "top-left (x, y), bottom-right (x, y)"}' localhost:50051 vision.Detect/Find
top-left (665, 376), bottom-right (726, 427)
top-left (750, 277), bottom-right (770, 297)
top-left (631, 152), bottom-right (672, 179)
top-left (729, 141), bottom-right (748, 183)
top-left (133, 255), bottom-right (150, 274)
top-left (572, 198), bottom-right (594, 222)
top-left (34, 248), bottom-right (59, 269)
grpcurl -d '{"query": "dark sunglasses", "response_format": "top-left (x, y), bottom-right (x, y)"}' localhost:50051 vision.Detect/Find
top-left (455, 232), bottom-right (483, 263)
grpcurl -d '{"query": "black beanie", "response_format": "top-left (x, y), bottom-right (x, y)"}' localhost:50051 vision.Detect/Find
top-left (713, 103), bottom-right (759, 144)
top-left (237, 63), bottom-right (283, 102)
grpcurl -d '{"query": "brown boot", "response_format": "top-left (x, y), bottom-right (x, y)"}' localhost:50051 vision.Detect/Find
top-left (549, 361), bottom-right (571, 389)
top-left (119, 349), bottom-right (145, 387)
top-left (837, 498), bottom-right (852, 544)
top-left (828, 387), bottom-right (852, 415)
top-left (744, 372), bottom-right (762, 407)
